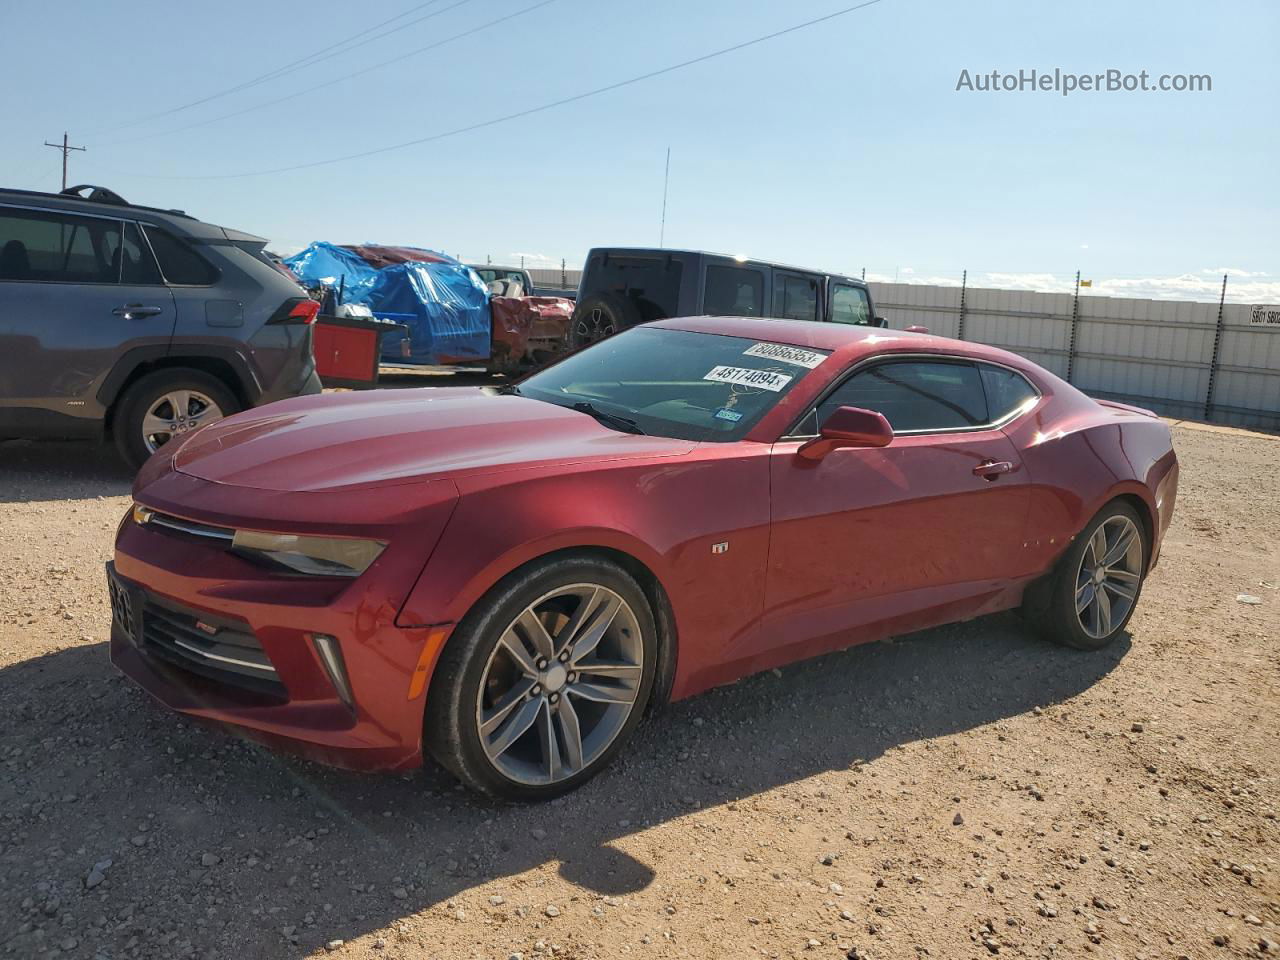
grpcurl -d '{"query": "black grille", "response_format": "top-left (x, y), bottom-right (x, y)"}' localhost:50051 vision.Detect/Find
top-left (108, 573), bottom-right (137, 639)
top-left (142, 595), bottom-right (284, 698)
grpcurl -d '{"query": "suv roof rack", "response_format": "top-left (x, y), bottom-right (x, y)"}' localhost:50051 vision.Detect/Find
top-left (61, 184), bottom-right (130, 205)
top-left (0, 185), bottom-right (193, 220)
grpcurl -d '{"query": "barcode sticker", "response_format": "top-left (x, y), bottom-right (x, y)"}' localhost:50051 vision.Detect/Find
top-left (743, 343), bottom-right (827, 368)
top-left (703, 366), bottom-right (793, 392)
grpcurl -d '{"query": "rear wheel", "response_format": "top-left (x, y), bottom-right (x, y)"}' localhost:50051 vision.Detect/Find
top-left (112, 368), bottom-right (239, 471)
top-left (569, 292), bottom-right (642, 350)
top-left (425, 555), bottom-right (657, 800)
top-left (1032, 501), bottom-right (1148, 650)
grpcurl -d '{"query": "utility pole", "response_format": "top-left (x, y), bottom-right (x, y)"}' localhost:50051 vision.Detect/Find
top-left (43, 132), bottom-right (86, 191)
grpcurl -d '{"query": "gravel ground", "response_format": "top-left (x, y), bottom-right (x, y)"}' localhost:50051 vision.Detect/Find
top-left (0, 420), bottom-right (1277, 960)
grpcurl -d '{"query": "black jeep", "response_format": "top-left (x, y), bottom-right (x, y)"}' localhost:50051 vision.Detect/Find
top-left (569, 247), bottom-right (885, 348)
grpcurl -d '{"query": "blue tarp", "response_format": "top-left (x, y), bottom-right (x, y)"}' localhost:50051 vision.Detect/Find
top-left (283, 242), bottom-right (491, 365)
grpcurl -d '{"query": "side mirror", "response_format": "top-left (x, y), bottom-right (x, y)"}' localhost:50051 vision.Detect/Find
top-left (797, 405), bottom-right (894, 460)
top-left (874, 316), bottom-right (888, 328)
top-left (905, 324), bottom-right (930, 334)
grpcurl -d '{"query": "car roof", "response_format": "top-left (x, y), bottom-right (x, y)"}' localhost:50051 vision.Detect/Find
top-left (584, 247), bottom-right (868, 287)
top-left (0, 186), bottom-right (263, 242)
top-left (651, 315), bottom-right (1039, 370)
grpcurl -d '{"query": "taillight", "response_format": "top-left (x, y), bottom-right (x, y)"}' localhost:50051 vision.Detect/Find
top-left (268, 297), bottom-right (321, 325)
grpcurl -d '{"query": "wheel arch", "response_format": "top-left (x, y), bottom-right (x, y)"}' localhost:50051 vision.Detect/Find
top-left (425, 541), bottom-right (681, 717)
top-left (1021, 487), bottom-right (1158, 619)
top-left (99, 347), bottom-right (260, 436)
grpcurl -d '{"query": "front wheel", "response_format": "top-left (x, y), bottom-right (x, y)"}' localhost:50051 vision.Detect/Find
top-left (1033, 501), bottom-right (1148, 650)
top-left (425, 555), bottom-right (658, 800)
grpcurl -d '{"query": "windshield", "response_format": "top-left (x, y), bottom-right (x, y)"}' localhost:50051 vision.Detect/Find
top-left (516, 327), bottom-right (829, 441)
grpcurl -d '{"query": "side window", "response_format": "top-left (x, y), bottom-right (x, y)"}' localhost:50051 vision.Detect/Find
top-left (0, 207), bottom-right (124, 283)
top-left (704, 265), bottom-right (764, 316)
top-left (108, 222), bottom-right (164, 285)
top-left (831, 284), bottom-right (871, 325)
top-left (142, 226), bottom-right (218, 285)
top-left (817, 361), bottom-right (988, 432)
top-left (773, 273), bottom-right (819, 321)
top-left (980, 364), bottom-right (1038, 421)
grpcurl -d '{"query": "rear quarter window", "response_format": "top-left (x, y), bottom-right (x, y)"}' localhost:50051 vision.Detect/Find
top-left (143, 226), bottom-right (219, 285)
top-left (583, 255), bottom-right (683, 322)
top-left (704, 265), bottom-right (764, 316)
top-left (980, 364), bottom-right (1039, 421)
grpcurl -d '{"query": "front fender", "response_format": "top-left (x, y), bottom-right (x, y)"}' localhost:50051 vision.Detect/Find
top-left (394, 450), bottom-right (774, 703)
top-left (396, 522), bottom-right (671, 629)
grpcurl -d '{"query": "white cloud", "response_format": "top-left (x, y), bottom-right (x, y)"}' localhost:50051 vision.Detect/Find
top-left (1080, 243), bottom-right (1089, 250)
top-left (1202, 267), bottom-right (1264, 278)
top-left (507, 252), bottom-right (558, 264)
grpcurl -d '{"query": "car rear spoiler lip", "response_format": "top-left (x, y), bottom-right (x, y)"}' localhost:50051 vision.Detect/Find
top-left (1095, 397), bottom-right (1159, 418)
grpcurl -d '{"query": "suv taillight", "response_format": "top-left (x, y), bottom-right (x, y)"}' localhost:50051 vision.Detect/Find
top-left (269, 297), bottom-right (321, 325)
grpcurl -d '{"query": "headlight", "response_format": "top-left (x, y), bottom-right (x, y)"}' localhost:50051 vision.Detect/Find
top-left (230, 530), bottom-right (386, 578)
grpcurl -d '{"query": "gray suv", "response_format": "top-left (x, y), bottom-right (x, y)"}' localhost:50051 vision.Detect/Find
top-left (0, 185), bottom-right (321, 468)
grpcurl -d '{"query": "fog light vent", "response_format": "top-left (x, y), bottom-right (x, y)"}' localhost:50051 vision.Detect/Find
top-left (311, 634), bottom-right (355, 710)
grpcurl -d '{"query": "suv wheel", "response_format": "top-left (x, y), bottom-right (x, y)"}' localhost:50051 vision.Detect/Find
top-left (113, 369), bottom-right (239, 470)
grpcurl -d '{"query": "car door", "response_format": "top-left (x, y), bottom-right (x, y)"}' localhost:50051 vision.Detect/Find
top-left (751, 357), bottom-right (1034, 662)
top-left (0, 205), bottom-right (175, 429)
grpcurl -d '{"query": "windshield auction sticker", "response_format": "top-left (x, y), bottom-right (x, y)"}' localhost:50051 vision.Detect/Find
top-left (743, 343), bottom-right (827, 368)
top-left (703, 366), bottom-right (793, 392)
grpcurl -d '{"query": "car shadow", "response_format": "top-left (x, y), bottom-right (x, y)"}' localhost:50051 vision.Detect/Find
top-left (0, 616), bottom-right (1128, 957)
top-left (0, 439), bottom-right (133, 502)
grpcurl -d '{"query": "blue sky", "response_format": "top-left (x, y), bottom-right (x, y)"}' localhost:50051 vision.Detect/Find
top-left (3, 0), bottom-right (1276, 301)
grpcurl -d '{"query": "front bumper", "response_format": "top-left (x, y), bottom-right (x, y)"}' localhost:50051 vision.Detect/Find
top-left (107, 540), bottom-right (444, 773)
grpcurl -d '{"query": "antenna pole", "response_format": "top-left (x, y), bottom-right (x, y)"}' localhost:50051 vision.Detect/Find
top-left (659, 147), bottom-right (671, 247)
top-left (43, 132), bottom-right (86, 191)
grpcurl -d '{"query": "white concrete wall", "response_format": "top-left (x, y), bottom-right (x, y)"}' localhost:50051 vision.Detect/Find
top-left (870, 283), bottom-right (1280, 430)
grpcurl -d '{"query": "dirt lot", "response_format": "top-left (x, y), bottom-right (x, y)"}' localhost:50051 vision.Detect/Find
top-left (1, 420), bottom-right (1277, 960)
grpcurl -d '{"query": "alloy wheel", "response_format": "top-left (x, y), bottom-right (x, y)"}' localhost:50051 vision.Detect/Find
top-left (1074, 515), bottom-right (1142, 640)
top-left (574, 307), bottom-right (616, 345)
top-left (141, 390), bottom-right (224, 453)
top-left (476, 583), bottom-right (644, 786)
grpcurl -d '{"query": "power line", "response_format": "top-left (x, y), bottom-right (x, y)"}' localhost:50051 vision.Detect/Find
top-left (87, 0), bottom-right (469, 135)
top-left (133, 0), bottom-right (888, 180)
top-left (100, 0), bottom-right (560, 146)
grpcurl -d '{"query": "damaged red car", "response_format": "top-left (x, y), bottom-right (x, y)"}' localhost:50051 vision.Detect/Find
top-left (109, 316), bottom-right (1178, 799)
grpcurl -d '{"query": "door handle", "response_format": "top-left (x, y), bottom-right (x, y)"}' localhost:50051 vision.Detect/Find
top-left (973, 460), bottom-right (1016, 480)
top-left (112, 304), bottom-right (163, 319)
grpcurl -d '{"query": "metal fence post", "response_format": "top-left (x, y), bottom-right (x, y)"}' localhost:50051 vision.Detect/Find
top-left (1065, 270), bottom-right (1081, 383)
top-left (1203, 273), bottom-right (1229, 421)
top-left (956, 269), bottom-right (968, 340)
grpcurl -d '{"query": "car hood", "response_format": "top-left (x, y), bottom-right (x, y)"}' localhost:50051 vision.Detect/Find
top-left (172, 387), bottom-right (696, 492)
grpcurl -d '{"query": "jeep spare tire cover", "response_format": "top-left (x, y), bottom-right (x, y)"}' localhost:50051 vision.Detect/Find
top-left (570, 292), bottom-right (643, 349)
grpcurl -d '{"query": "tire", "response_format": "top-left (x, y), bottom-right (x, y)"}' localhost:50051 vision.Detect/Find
top-left (425, 554), bottom-right (658, 801)
top-left (569, 292), bottom-right (643, 350)
top-left (112, 368), bottom-right (239, 471)
top-left (1031, 500), bottom-right (1148, 650)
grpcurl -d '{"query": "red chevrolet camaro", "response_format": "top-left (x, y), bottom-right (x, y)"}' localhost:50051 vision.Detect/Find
top-left (109, 316), bottom-right (1178, 799)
